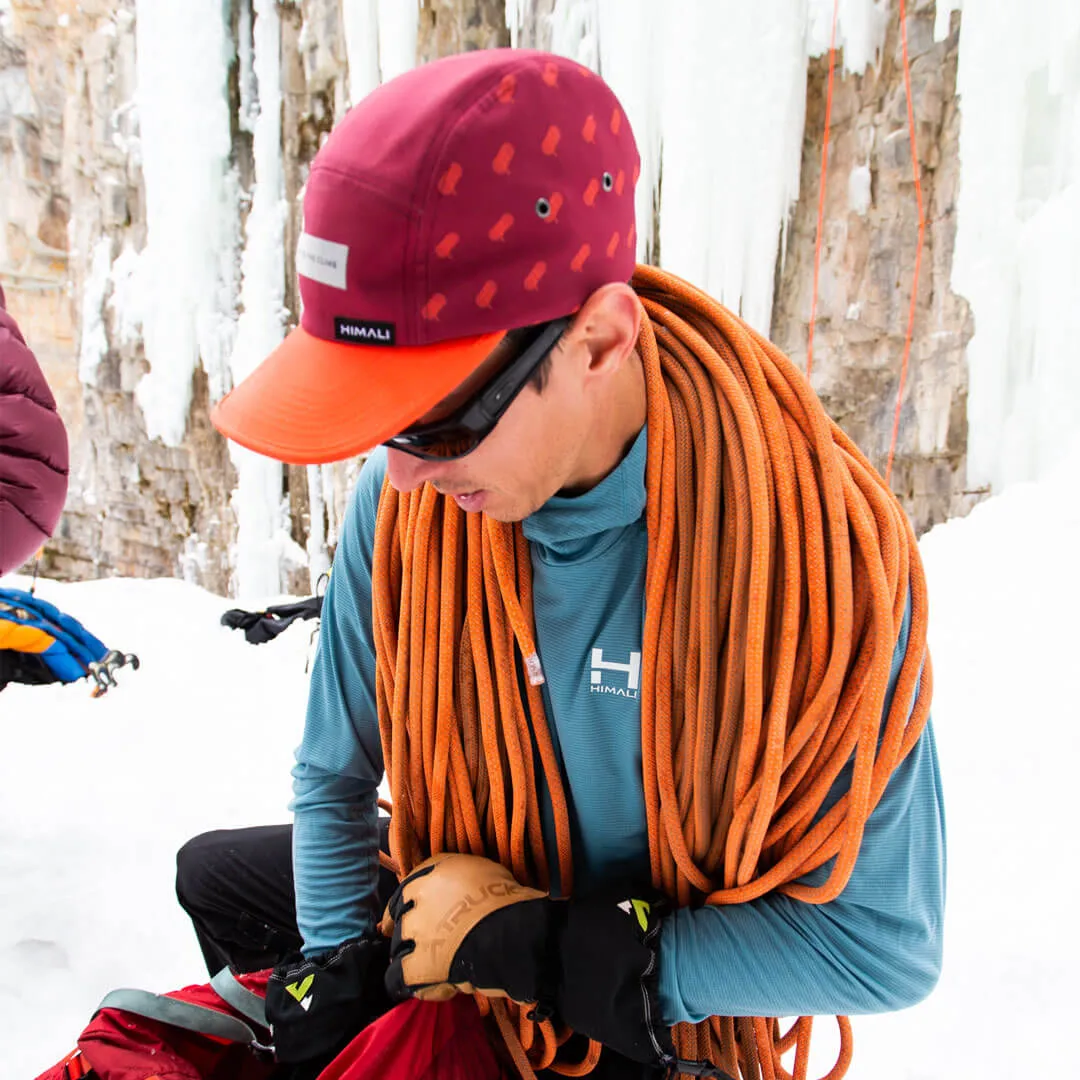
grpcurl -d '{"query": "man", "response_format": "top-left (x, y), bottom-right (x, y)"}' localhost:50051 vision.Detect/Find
top-left (182, 48), bottom-right (945, 1080)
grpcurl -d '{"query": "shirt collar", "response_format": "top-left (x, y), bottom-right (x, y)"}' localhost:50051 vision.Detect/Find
top-left (522, 426), bottom-right (647, 555)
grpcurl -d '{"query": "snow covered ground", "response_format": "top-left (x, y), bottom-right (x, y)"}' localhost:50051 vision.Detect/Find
top-left (3, 443), bottom-right (1079, 1077)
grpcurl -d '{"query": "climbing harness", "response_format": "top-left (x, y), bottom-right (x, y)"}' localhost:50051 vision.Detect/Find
top-left (371, 265), bottom-right (931, 1080)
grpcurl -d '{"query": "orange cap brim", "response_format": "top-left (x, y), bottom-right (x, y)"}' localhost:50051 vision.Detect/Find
top-left (211, 324), bottom-right (504, 465)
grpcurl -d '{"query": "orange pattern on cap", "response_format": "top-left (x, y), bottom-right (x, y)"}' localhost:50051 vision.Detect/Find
top-left (438, 163), bottom-right (462, 195)
top-left (475, 280), bottom-right (498, 308)
top-left (626, 223), bottom-right (636, 249)
top-left (488, 213), bottom-right (514, 242)
top-left (545, 192), bottom-right (564, 223)
top-left (570, 243), bottom-right (591, 272)
top-left (611, 108), bottom-right (622, 135)
top-left (583, 177), bottom-right (600, 206)
top-left (582, 114), bottom-right (596, 143)
top-left (421, 293), bottom-right (447, 321)
top-left (496, 74), bottom-right (516, 103)
top-left (492, 143), bottom-right (515, 175)
top-left (542, 62), bottom-right (559, 87)
top-left (615, 169), bottom-right (625, 195)
top-left (606, 231), bottom-right (621, 258)
top-left (435, 232), bottom-right (460, 258)
top-left (524, 262), bottom-right (547, 291)
top-left (541, 125), bottom-right (561, 156)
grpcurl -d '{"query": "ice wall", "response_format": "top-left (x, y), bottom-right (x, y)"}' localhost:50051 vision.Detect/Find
top-left (131, 0), bottom-right (238, 445)
top-left (510, 0), bottom-right (887, 333)
top-left (228, 0), bottom-right (299, 603)
top-left (943, 1), bottom-right (1080, 491)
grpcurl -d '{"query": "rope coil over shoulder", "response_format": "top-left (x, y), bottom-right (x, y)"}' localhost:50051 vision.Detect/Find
top-left (372, 264), bottom-right (932, 1080)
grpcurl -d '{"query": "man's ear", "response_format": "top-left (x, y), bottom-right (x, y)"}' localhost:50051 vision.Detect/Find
top-left (572, 282), bottom-right (641, 377)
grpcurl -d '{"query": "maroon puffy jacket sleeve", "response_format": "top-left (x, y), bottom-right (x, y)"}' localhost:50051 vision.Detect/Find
top-left (0, 291), bottom-right (70, 575)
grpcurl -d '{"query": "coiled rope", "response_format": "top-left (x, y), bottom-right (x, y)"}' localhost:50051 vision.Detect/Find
top-left (372, 264), bottom-right (932, 1080)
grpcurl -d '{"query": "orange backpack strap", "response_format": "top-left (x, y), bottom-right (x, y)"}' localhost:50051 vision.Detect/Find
top-left (57, 1048), bottom-right (91, 1079)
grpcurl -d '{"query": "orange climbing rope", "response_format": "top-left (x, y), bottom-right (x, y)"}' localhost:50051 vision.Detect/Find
top-left (371, 264), bottom-right (931, 1080)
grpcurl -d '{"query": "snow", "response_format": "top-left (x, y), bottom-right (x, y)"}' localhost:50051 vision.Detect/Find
top-left (77, 237), bottom-right (112, 388)
top-left (934, 0), bottom-right (962, 43)
top-left (130, 0), bottom-right (239, 443)
top-left (949, 1), bottom-right (1080, 495)
top-left (0, 578), bottom-right (307, 1077)
top-left (848, 161), bottom-right (873, 215)
top-left (5, 442), bottom-right (1080, 1077)
top-left (227, 0), bottom-right (290, 603)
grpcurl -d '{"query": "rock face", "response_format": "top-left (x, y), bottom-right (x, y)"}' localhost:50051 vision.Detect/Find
top-left (0, 0), bottom-right (975, 593)
top-left (772, 0), bottom-right (977, 534)
top-left (2, 0), bottom-right (239, 591)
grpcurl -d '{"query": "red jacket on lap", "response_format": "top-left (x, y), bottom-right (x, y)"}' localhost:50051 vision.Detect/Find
top-left (0, 282), bottom-right (69, 575)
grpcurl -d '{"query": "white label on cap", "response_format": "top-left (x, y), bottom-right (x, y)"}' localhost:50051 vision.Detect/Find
top-left (297, 232), bottom-right (348, 290)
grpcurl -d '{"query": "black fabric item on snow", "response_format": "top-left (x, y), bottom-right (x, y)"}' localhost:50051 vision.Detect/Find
top-left (221, 596), bottom-right (324, 645)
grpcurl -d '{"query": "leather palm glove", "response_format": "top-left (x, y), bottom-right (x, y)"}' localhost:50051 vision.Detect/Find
top-left (381, 853), bottom-right (683, 1069)
top-left (266, 934), bottom-right (392, 1075)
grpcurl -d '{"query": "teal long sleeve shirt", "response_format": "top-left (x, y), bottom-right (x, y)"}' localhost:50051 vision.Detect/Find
top-left (292, 432), bottom-right (946, 1022)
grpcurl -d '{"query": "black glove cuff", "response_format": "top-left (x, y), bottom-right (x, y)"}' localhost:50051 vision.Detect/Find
top-left (266, 933), bottom-right (391, 1065)
top-left (555, 890), bottom-right (676, 1067)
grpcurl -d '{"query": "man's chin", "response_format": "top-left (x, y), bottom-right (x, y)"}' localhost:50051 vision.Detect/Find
top-left (479, 499), bottom-right (534, 524)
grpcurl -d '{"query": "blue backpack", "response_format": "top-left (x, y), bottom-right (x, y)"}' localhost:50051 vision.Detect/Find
top-left (0, 586), bottom-right (138, 694)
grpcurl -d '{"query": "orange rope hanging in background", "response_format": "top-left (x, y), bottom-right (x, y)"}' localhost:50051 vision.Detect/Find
top-left (372, 264), bottom-right (932, 1080)
top-left (806, 0), bottom-right (840, 382)
top-left (885, 0), bottom-right (927, 486)
top-left (805, 0), bottom-right (927, 487)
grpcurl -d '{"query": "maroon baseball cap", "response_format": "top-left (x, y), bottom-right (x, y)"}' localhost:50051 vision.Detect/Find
top-left (211, 48), bottom-right (640, 464)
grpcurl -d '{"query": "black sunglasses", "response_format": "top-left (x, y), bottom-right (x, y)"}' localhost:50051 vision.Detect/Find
top-left (384, 316), bottom-right (571, 461)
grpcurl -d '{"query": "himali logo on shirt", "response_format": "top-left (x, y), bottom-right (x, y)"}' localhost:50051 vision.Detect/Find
top-left (589, 646), bottom-right (641, 699)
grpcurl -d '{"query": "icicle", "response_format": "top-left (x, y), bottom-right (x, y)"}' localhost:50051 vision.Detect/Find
top-left (227, 0), bottom-right (289, 601)
top-left (132, 0), bottom-right (238, 445)
top-left (953, 0), bottom-right (1080, 491)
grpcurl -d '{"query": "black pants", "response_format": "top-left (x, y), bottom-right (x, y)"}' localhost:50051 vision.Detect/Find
top-left (175, 820), bottom-right (398, 976)
top-left (175, 825), bottom-right (663, 1080)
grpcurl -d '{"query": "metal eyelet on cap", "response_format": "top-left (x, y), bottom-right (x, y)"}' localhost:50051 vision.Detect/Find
top-left (602, 172), bottom-right (614, 191)
top-left (535, 197), bottom-right (551, 218)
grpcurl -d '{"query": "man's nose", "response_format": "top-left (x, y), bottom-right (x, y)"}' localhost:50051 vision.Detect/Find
top-left (385, 448), bottom-right (444, 493)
